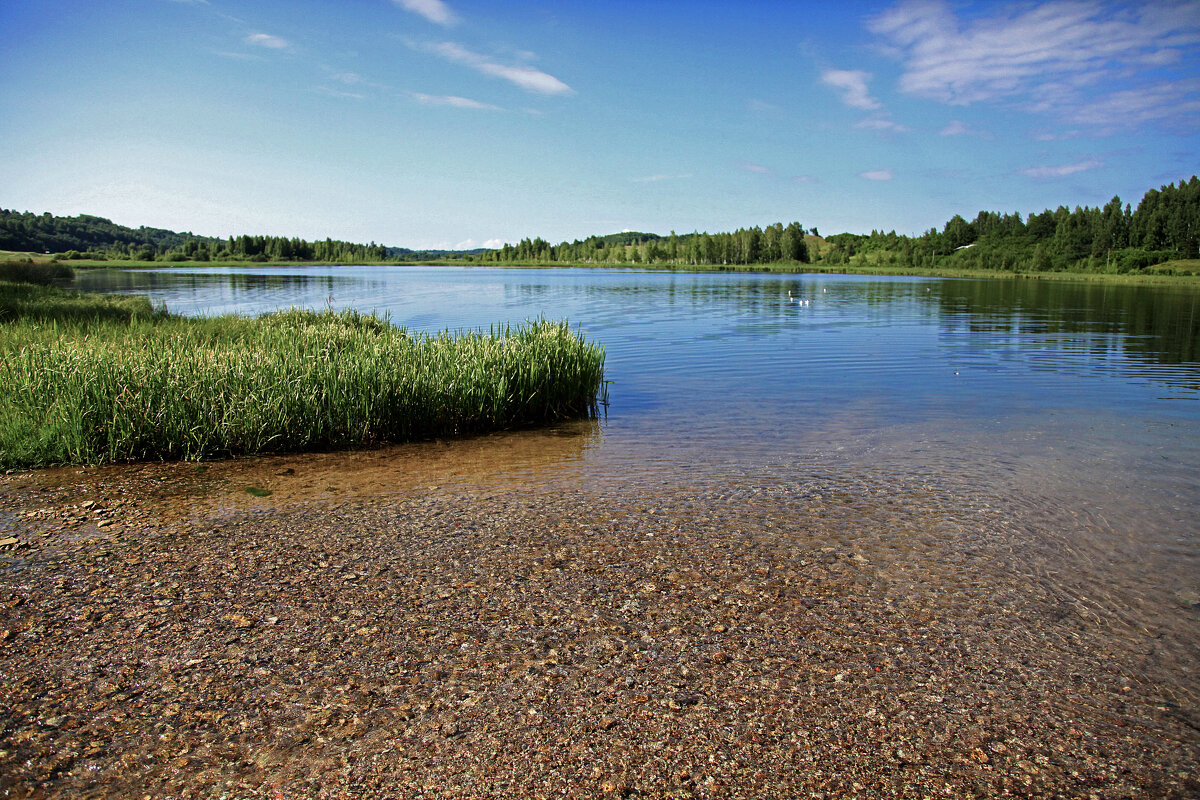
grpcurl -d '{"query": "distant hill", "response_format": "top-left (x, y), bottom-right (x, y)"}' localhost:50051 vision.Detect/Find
top-left (0, 210), bottom-right (220, 255)
top-left (595, 231), bottom-right (663, 246)
top-left (0, 210), bottom-right (394, 262)
top-left (0, 209), bottom-right (493, 263)
top-left (386, 246), bottom-right (489, 260)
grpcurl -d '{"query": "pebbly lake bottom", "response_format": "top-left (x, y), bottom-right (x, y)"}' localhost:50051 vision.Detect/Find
top-left (1, 408), bottom-right (1197, 798)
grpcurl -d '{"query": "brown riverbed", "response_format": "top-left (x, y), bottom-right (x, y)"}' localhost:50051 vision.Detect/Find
top-left (1, 438), bottom-right (1198, 799)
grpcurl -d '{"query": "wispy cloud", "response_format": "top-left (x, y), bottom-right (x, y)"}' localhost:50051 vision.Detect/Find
top-left (868, 0), bottom-right (1200, 130)
top-left (1067, 79), bottom-right (1200, 128)
top-left (245, 32), bottom-right (288, 49)
top-left (317, 86), bottom-right (366, 100)
top-left (938, 120), bottom-right (969, 136)
top-left (747, 98), bottom-right (781, 113)
top-left (820, 69), bottom-right (881, 110)
top-left (214, 50), bottom-right (263, 61)
top-left (409, 91), bottom-right (500, 110)
top-left (394, 0), bottom-right (456, 26)
top-left (740, 162), bottom-right (772, 175)
top-left (859, 169), bottom-right (894, 181)
top-left (1031, 128), bottom-right (1084, 141)
top-left (630, 173), bottom-right (693, 183)
top-left (1019, 159), bottom-right (1104, 178)
top-left (421, 41), bottom-right (572, 95)
top-left (321, 69), bottom-right (388, 94)
top-left (855, 116), bottom-right (909, 132)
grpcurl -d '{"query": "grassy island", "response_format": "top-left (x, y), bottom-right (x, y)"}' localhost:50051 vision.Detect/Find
top-left (0, 282), bottom-right (605, 469)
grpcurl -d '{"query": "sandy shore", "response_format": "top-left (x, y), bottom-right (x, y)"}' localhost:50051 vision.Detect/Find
top-left (1, 457), bottom-right (1197, 799)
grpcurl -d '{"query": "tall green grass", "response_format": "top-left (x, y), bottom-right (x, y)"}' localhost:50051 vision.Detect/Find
top-left (0, 280), bottom-right (159, 324)
top-left (0, 284), bottom-right (605, 468)
top-left (0, 259), bottom-right (76, 287)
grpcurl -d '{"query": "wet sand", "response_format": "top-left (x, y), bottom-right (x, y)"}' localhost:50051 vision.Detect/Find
top-left (1, 450), bottom-right (1198, 799)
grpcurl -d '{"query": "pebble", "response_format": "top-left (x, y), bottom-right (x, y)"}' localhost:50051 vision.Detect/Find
top-left (0, 462), bottom-right (1197, 799)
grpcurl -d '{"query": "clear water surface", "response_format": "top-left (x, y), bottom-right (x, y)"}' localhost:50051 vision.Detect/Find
top-left (76, 265), bottom-right (1200, 700)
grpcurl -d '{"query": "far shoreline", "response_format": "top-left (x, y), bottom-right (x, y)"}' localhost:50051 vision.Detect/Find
top-left (28, 252), bottom-right (1200, 287)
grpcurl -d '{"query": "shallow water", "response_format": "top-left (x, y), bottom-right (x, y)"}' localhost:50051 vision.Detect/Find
top-left (70, 266), bottom-right (1200, 702)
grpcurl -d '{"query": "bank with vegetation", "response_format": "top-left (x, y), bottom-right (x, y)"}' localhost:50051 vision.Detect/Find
top-left (0, 280), bottom-right (605, 470)
top-left (2, 176), bottom-right (1196, 278)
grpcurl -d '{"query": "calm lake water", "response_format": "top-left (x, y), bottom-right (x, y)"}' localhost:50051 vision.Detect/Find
top-left (77, 265), bottom-right (1200, 698)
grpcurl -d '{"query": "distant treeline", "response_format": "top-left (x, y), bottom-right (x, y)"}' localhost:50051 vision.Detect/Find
top-left (496, 176), bottom-right (1197, 273)
top-left (483, 223), bottom-right (812, 266)
top-left (1, 175), bottom-right (1195, 274)
top-left (821, 175), bottom-right (1198, 274)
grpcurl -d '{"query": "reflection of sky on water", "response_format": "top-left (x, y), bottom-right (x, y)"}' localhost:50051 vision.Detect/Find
top-left (76, 267), bottom-right (1200, 544)
top-left (71, 265), bottom-right (1200, 694)
top-left (77, 266), bottom-right (1200, 424)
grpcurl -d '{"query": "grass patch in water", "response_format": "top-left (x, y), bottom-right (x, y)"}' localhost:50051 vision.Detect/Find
top-left (0, 283), bottom-right (606, 469)
top-left (0, 260), bottom-right (76, 287)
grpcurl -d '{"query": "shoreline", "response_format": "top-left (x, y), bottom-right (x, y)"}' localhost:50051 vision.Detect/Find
top-left (12, 251), bottom-right (1200, 286)
top-left (2, 457), bottom-right (1197, 798)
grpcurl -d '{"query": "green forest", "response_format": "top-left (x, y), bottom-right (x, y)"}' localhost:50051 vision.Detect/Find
top-left (2, 176), bottom-right (1196, 275)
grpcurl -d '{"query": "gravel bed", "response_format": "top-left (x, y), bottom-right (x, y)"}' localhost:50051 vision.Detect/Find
top-left (1, 463), bottom-right (1197, 799)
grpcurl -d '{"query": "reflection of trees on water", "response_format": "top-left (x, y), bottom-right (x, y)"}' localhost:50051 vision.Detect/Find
top-left (544, 272), bottom-right (1199, 393)
top-left (75, 269), bottom-right (385, 314)
top-left (934, 279), bottom-right (1200, 390)
top-left (78, 267), bottom-right (1200, 394)
top-left (77, 269), bottom-right (367, 294)
top-left (504, 270), bottom-right (1199, 386)
top-left (504, 272), bottom-right (936, 315)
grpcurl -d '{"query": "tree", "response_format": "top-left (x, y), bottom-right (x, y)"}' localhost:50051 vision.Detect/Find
top-left (943, 215), bottom-right (975, 249)
top-left (781, 222), bottom-right (808, 262)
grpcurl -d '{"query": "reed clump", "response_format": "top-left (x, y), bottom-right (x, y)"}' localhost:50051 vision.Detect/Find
top-left (0, 284), bottom-right (605, 468)
top-left (0, 259), bottom-right (75, 287)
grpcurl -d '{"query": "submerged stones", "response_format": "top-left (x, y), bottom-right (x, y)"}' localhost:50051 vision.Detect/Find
top-left (0, 468), bottom-right (1197, 798)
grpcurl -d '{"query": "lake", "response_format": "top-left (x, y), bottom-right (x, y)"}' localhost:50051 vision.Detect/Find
top-left (76, 265), bottom-right (1200, 702)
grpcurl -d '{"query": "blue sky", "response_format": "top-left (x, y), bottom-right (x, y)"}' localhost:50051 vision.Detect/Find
top-left (1, 0), bottom-right (1197, 249)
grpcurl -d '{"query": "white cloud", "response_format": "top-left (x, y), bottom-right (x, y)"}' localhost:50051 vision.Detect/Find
top-left (453, 236), bottom-right (501, 248)
top-left (394, 0), bottom-right (456, 26)
top-left (245, 32), bottom-right (288, 49)
top-left (1019, 159), bottom-right (1104, 178)
top-left (855, 116), bottom-right (909, 132)
top-left (868, 0), bottom-right (1200, 129)
top-left (820, 69), bottom-right (881, 110)
top-left (740, 162), bottom-right (772, 175)
top-left (424, 42), bottom-right (572, 95)
top-left (939, 120), bottom-right (969, 136)
top-left (859, 169), bottom-right (894, 181)
top-left (409, 92), bottom-right (500, 110)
